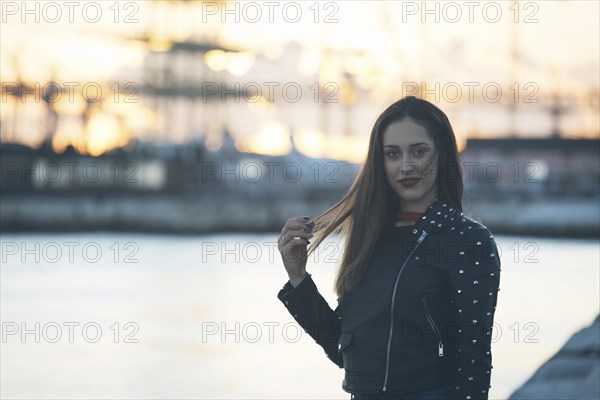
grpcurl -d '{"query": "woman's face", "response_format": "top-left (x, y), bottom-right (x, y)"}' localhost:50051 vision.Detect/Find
top-left (382, 117), bottom-right (439, 212)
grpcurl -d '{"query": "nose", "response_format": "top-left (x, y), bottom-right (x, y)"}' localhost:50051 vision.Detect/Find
top-left (400, 158), bottom-right (417, 175)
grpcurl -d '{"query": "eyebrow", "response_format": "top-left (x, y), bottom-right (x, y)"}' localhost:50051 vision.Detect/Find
top-left (383, 143), bottom-right (430, 148)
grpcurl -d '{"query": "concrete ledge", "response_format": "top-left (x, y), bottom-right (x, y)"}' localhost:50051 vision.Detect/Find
top-left (509, 314), bottom-right (600, 400)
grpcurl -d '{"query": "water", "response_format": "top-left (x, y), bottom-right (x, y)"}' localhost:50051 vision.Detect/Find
top-left (1, 233), bottom-right (598, 399)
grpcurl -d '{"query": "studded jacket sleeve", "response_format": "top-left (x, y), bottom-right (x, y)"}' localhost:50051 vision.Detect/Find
top-left (277, 272), bottom-right (343, 368)
top-left (448, 227), bottom-right (501, 400)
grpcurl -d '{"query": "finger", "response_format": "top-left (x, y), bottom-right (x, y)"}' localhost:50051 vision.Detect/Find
top-left (279, 230), bottom-right (312, 247)
top-left (287, 216), bottom-right (311, 223)
top-left (282, 220), bottom-right (315, 236)
top-left (286, 216), bottom-right (314, 228)
top-left (280, 238), bottom-right (310, 256)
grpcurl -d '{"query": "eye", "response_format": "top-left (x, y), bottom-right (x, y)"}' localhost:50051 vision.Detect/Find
top-left (385, 150), bottom-right (399, 158)
top-left (413, 148), bottom-right (427, 156)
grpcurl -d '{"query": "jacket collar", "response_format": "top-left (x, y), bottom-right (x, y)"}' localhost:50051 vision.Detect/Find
top-left (408, 196), bottom-right (461, 236)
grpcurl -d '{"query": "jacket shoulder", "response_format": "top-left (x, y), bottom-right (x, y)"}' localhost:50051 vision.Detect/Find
top-left (447, 211), bottom-right (497, 242)
top-left (446, 212), bottom-right (501, 272)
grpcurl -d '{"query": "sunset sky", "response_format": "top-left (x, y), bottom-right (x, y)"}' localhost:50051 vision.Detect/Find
top-left (1, 0), bottom-right (598, 161)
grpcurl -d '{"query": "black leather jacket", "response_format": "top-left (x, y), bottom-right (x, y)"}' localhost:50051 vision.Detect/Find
top-left (277, 196), bottom-right (501, 400)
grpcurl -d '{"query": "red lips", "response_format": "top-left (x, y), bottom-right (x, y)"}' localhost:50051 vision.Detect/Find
top-left (398, 178), bottom-right (421, 187)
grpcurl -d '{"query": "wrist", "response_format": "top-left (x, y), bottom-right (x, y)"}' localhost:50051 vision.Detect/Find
top-left (289, 271), bottom-right (307, 288)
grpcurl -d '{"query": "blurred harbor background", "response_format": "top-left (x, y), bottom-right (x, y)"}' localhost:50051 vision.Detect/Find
top-left (1, 1), bottom-right (599, 399)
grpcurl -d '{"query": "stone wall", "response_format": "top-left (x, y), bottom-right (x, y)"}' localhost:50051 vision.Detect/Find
top-left (509, 314), bottom-right (600, 400)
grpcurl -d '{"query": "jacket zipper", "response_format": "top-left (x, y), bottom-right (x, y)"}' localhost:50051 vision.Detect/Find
top-left (422, 296), bottom-right (444, 357)
top-left (382, 230), bottom-right (428, 392)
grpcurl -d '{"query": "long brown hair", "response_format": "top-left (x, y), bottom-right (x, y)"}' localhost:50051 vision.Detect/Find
top-left (307, 96), bottom-right (464, 298)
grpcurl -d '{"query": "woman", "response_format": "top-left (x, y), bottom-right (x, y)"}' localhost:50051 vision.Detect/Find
top-left (277, 96), bottom-right (501, 400)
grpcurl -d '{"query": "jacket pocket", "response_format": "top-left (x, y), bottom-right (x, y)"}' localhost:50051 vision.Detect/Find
top-left (422, 296), bottom-right (444, 357)
top-left (338, 331), bottom-right (353, 353)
